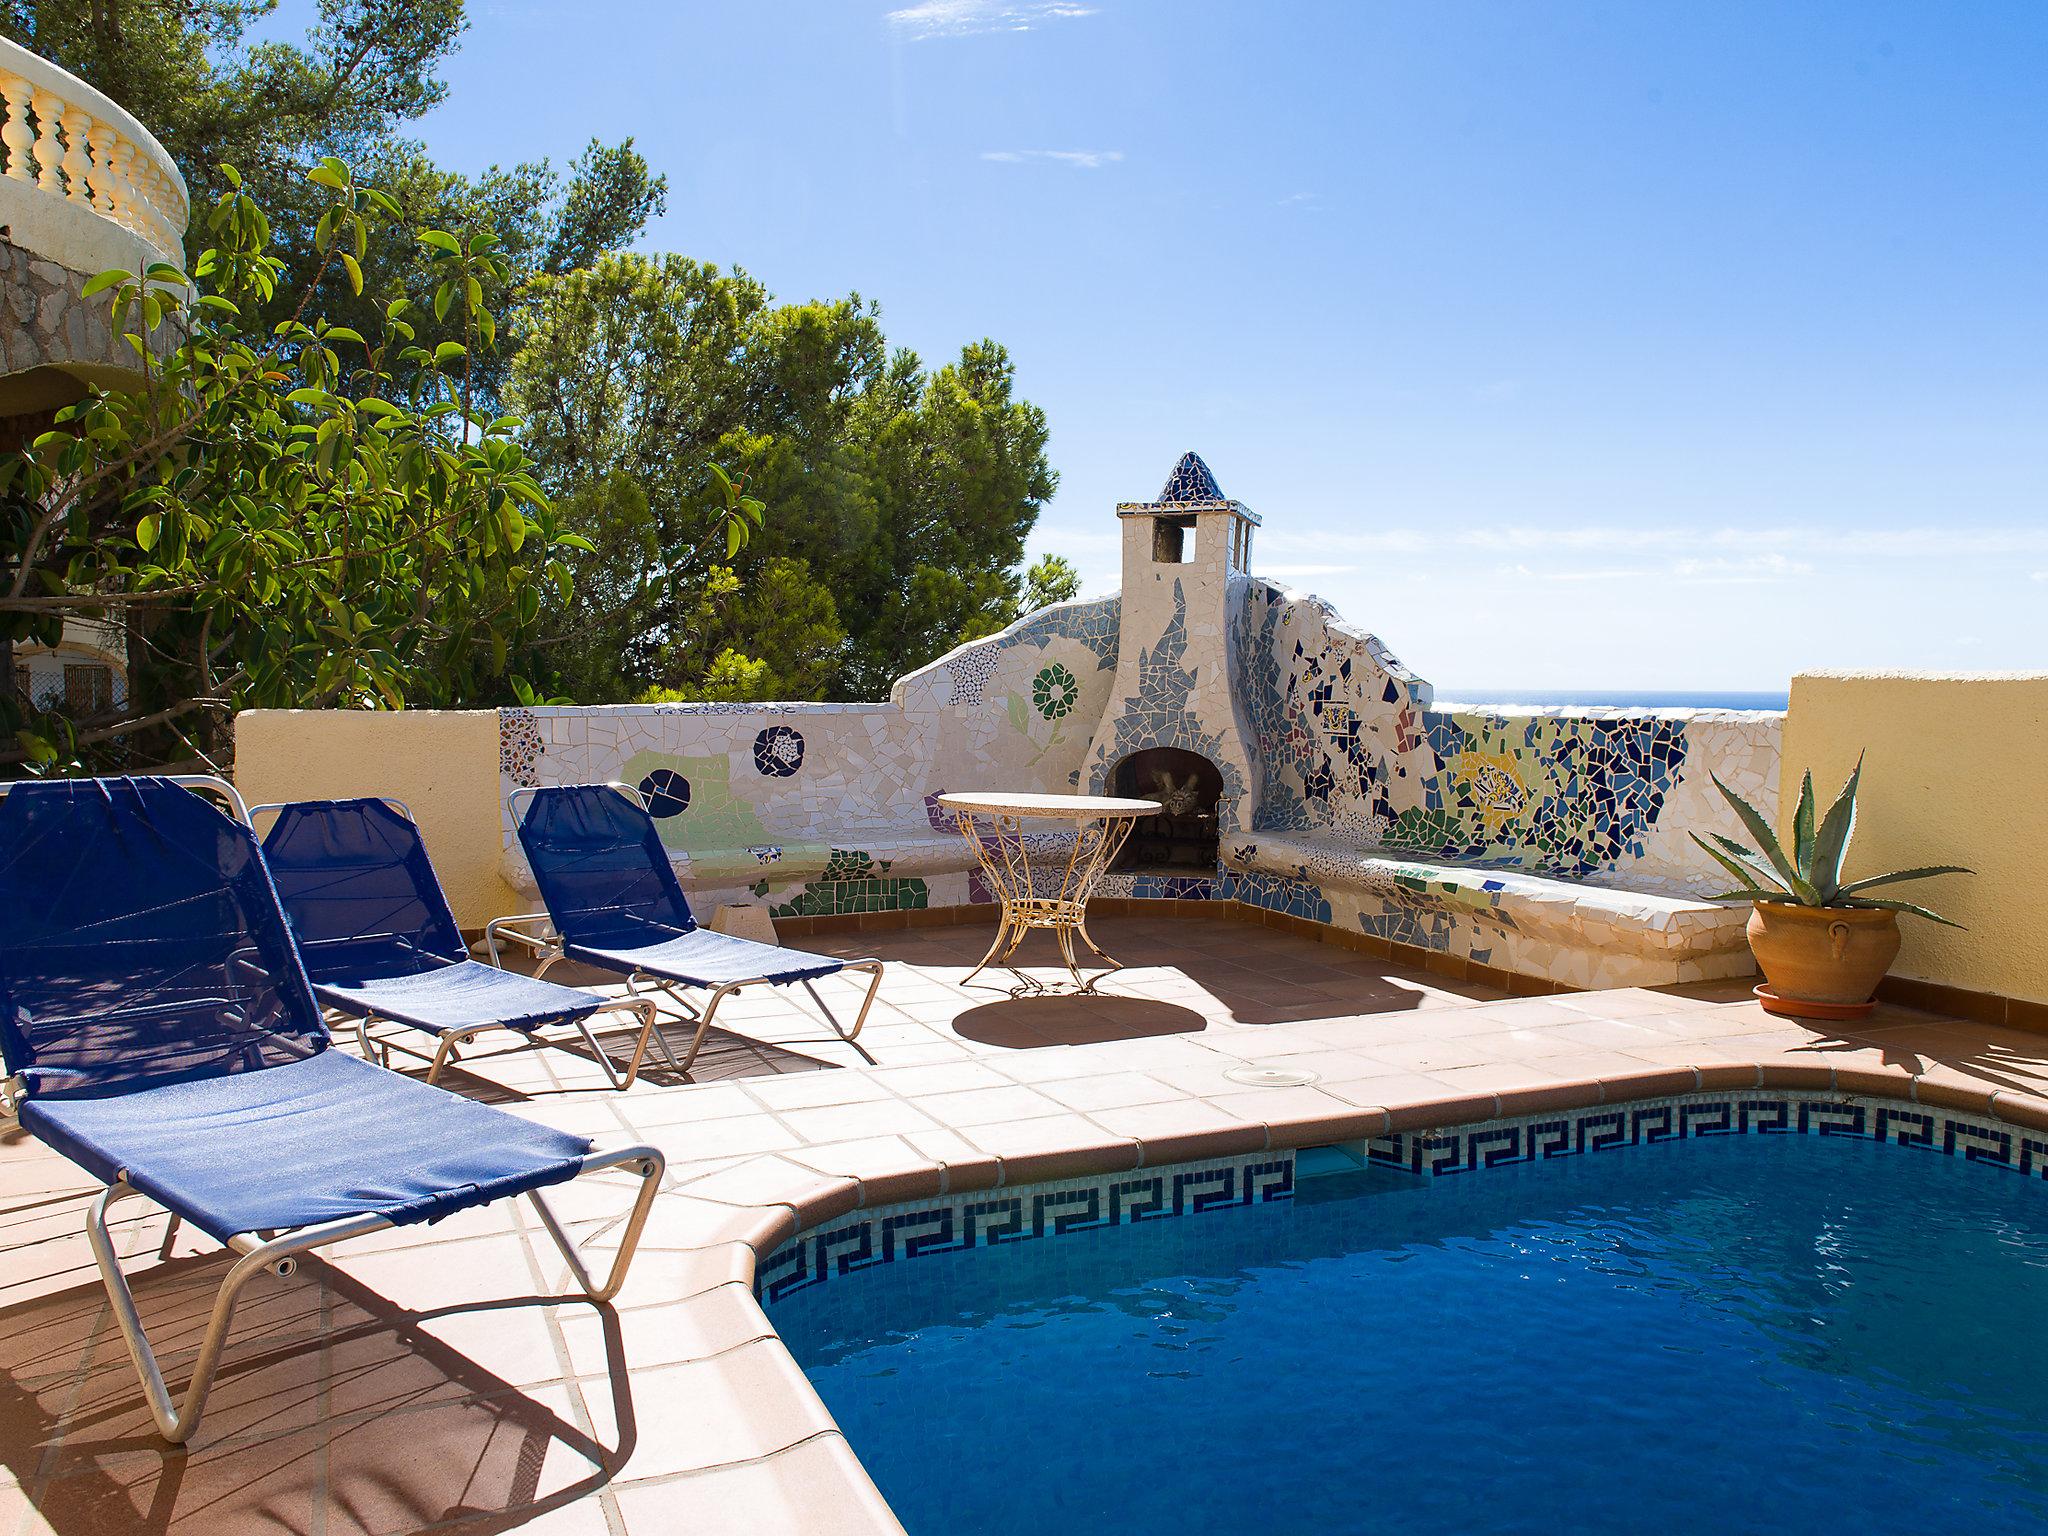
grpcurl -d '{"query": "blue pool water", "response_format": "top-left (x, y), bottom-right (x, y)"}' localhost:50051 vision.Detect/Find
top-left (774, 1138), bottom-right (2048, 1534)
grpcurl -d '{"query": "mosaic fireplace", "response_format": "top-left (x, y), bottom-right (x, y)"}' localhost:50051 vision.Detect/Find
top-left (499, 453), bottom-right (1783, 989)
top-left (1112, 748), bottom-right (1223, 872)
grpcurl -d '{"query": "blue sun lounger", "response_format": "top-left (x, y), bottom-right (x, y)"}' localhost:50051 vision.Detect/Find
top-left (254, 796), bottom-right (663, 1088)
top-left (0, 776), bottom-right (663, 1444)
top-left (487, 782), bottom-right (884, 1078)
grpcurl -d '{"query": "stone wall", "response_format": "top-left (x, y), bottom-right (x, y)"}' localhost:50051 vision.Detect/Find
top-left (0, 235), bottom-right (120, 386)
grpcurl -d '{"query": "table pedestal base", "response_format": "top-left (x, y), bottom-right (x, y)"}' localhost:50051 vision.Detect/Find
top-left (949, 809), bottom-right (1139, 995)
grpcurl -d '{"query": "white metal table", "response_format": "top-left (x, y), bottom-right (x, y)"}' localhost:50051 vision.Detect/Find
top-left (937, 791), bottom-right (1162, 994)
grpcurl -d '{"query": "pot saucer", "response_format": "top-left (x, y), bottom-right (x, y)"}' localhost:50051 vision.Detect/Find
top-left (1754, 983), bottom-right (1876, 1021)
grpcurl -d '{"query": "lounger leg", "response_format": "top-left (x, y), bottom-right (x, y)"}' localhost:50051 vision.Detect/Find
top-left (627, 974), bottom-right (726, 1079)
top-left (526, 1147), bottom-right (666, 1303)
top-left (86, 1183), bottom-right (390, 1444)
top-left (798, 961), bottom-right (884, 1051)
top-left (572, 997), bottom-right (661, 1090)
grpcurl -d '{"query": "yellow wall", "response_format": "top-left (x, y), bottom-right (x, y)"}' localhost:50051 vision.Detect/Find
top-left (234, 709), bottom-right (519, 931)
top-left (1782, 672), bottom-right (2048, 1006)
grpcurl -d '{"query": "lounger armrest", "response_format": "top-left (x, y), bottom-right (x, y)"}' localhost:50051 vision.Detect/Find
top-left (484, 911), bottom-right (558, 967)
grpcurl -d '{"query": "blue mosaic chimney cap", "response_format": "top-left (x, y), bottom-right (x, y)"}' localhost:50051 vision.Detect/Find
top-left (1158, 451), bottom-right (1225, 505)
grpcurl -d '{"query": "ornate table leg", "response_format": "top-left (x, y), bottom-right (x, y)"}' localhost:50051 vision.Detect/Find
top-left (952, 811), bottom-right (1139, 994)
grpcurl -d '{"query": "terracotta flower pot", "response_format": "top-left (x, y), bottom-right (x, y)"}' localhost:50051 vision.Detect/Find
top-left (1745, 901), bottom-right (1901, 1016)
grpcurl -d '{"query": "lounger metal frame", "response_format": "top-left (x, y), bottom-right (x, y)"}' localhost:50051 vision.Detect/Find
top-left (0, 776), bottom-right (668, 1444)
top-left (250, 797), bottom-right (664, 1089)
top-left (488, 782), bottom-right (885, 1079)
top-left (79, 1141), bottom-right (663, 1443)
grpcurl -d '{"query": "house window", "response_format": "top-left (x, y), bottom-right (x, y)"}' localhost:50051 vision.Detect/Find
top-left (64, 663), bottom-right (114, 716)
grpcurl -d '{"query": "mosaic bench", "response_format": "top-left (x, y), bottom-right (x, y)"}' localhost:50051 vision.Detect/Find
top-left (1223, 830), bottom-right (1754, 991)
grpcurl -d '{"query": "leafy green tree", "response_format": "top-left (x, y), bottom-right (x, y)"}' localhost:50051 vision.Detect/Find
top-left (511, 254), bottom-right (1056, 702)
top-left (1018, 553), bottom-right (1082, 614)
top-left (5, 1), bottom-right (667, 411)
top-left (0, 159), bottom-right (694, 772)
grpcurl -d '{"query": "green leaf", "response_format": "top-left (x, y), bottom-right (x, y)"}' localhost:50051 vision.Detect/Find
top-left (341, 252), bottom-right (363, 295)
top-left (418, 230), bottom-right (461, 255)
top-left (1808, 752), bottom-right (1863, 897)
top-left (1707, 772), bottom-right (1817, 903)
top-left (307, 157), bottom-right (349, 190)
top-left (1701, 832), bottom-right (1793, 893)
top-left (144, 261), bottom-right (191, 287)
top-left (1705, 888), bottom-right (1788, 904)
top-left (434, 340), bottom-right (467, 365)
top-left (1837, 895), bottom-right (1965, 929)
top-left (1690, 831), bottom-right (1792, 900)
top-left (135, 513), bottom-right (160, 552)
top-left (725, 519), bottom-right (743, 558)
top-left (82, 268), bottom-right (131, 299)
top-left (1791, 771), bottom-right (1816, 880)
top-left (1835, 865), bottom-right (1973, 896)
top-left (434, 281), bottom-right (455, 322)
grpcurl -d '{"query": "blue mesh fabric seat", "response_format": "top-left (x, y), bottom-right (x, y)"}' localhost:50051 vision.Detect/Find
top-left (259, 798), bottom-right (662, 1087)
top-left (0, 777), bottom-right (663, 1444)
top-left (496, 783), bottom-right (883, 1077)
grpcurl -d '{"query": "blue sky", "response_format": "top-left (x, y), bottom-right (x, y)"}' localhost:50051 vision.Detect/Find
top-left (289, 0), bottom-right (2045, 691)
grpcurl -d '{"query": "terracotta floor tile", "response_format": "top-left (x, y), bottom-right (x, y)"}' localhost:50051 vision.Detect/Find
top-left (574, 1339), bottom-right (836, 1482)
top-left (558, 1281), bottom-right (775, 1378)
top-left (774, 1099), bottom-right (943, 1143)
top-left (740, 1071), bottom-right (897, 1113)
top-left (1038, 1072), bottom-right (1188, 1112)
top-left (611, 1431), bottom-right (900, 1536)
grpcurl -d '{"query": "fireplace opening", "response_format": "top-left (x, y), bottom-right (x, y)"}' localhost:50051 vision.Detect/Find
top-left (1112, 748), bottom-right (1223, 873)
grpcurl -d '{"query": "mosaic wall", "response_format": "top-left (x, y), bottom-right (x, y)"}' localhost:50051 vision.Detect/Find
top-left (1224, 576), bottom-right (1780, 986)
top-left (497, 452), bottom-right (1780, 987)
top-left (496, 593), bottom-right (1122, 920)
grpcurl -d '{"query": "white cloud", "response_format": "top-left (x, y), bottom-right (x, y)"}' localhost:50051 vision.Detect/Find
top-left (981, 148), bottom-right (1123, 168)
top-left (2033, 570), bottom-right (2048, 582)
top-left (1259, 563), bottom-right (1358, 578)
top-left (887, 1), bottom-right (1098, 40)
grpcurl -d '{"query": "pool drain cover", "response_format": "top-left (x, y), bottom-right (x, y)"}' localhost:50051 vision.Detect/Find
top-left (1224, 1065), bottom-right (1319, 1088)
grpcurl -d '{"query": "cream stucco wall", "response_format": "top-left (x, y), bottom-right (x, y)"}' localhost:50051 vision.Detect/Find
top-left (1781, 672), bottom-right (2047, 1006)
top-left (234, 709), bottom-right (518, 931)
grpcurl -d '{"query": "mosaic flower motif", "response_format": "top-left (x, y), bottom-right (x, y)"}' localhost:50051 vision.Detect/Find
top-left (639, 768), bottom-right (691, 818)
top-left (1452, 748), bottom-right (1530, 838)
top-left (752, 725), bottom-right (805, 777)
top-left (1032, 663), bottom-right (1079, 720)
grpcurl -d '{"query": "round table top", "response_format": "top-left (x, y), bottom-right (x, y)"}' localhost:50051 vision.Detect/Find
top-left (936, 791), bottom-right (1162, 820)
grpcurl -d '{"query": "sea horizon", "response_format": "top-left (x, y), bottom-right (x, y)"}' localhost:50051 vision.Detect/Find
top-left (1436, 688), bottom-right (1790, 712)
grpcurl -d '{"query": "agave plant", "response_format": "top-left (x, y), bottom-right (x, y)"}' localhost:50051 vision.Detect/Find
top-left (1691, 753), bottom-right (1970, 926)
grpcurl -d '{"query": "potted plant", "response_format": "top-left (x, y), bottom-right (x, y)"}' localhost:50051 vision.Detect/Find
top-left (1692, 755), bottom-right (1970, 1019)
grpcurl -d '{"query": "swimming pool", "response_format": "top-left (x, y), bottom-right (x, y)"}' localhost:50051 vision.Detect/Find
top-left (767, 1110), bottom-right (2048, 1535)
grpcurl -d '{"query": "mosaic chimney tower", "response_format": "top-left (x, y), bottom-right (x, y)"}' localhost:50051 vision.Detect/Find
top-left (1081, 452), bottom-right (1262, 834)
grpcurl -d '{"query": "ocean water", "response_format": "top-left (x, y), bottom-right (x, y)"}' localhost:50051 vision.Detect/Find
top-left (1439, 688), bottom-right (1788, 711)
top-left (777, 1137), bottom-right (2048, 1536)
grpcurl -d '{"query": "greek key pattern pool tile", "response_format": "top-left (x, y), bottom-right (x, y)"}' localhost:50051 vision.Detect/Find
top-left (757, 1152), bottom-right (1295, 1305)
top-left (1366, 1093), bottom-right (2048, 1179)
